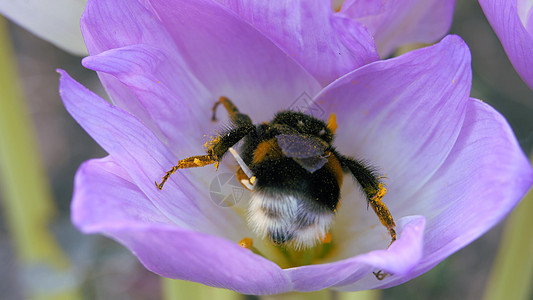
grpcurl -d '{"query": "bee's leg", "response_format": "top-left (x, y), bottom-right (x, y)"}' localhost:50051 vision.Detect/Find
top-left (212, 96), bottom-right (238, 121)
top-left (367, 183), bottom-right (396, 244)
top-left (156, 122), bottom-right (255, 190)
top-left (336, 153), bottom-right (396, 280)
top-left (372, 270), bottom-right (390, 280)
top-left (212, 96), bottom-right (252, 127)
top-left (336, 153), bottom-right (396, 244)
top-left (156, 155), bottom-right (217, 190)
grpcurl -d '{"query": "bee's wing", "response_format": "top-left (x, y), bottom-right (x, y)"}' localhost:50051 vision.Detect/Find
top-left (275, 134), bottom-right (328, 158)
top-left (293, 156), bottom-right (328, 173)
top-left (275, 134), bottom-right (329, 173)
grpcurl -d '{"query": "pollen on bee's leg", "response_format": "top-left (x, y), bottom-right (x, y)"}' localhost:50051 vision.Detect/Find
top-left (367, 183), bottom-right (397, 245)
top-left (155, 155), bottom-right (217, 190)
top-left (375, 183), bottom-right (387, 199)
top-left (204, 136), bottom-right (221, 151)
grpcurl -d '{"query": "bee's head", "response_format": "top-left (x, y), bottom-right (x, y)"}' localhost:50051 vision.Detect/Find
top-left (272, 111), bottom-right (334, 143)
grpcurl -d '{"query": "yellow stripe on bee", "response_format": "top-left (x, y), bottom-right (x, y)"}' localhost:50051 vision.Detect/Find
top-left (252, 139), bottom-right (283, 164)
top-left (324, 151), bottom-right (343, 188)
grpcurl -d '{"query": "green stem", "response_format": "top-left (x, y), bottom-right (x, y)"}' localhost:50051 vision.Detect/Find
top-left (337, 290), bottom-right (380, 300)
top-left (260, 289), bottom-right (379, 300)
top-left (162, 279), bottom-right (243, 300)
top-left (0, 17), bottom-right (80, 300)
top-left (482, 155), bottom-right (533, 300)
top-left (261, 290), bottom-right (331, 300)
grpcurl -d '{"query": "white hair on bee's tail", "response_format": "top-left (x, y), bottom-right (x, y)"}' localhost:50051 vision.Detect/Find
top-left (247, 192), bottom-right (297, 238)
top-left (289, 209), bottom-right (333, 250)
top-left (248, 190), bottom-right (334, 249)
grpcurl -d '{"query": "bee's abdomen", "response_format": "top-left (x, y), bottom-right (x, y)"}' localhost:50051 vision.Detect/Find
top-left (247, 190), bottom-right (334, 249)
top-left (251, 156), bottom-right (342, 212)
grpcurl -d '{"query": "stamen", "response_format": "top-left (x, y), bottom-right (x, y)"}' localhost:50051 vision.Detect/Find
top-left (320, 232), bottom-right (332, 244)
top-left (241, 179), bottom-right (255, 191)
top-left (327, 113), bottom-right (338, 133)
top-left (238, 237), bottom-right (266, 258)
top-left (239, 237), bottom-right (253, 249)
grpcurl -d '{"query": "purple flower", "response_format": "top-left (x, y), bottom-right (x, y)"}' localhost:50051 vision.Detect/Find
top-left (336, 0), bottom-right (456, 57)
top-left (479, 0), bottom-right (533, 92)
top-left (59, 0), bottom-right (532, 294)
top-left (216, 1), bottom-right (379, 85)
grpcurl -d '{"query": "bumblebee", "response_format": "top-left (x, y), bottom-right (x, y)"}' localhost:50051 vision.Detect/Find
top-left (156, 97), bottom-right (396, 249)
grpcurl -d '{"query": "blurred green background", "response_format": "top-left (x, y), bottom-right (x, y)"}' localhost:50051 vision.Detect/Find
top-left (0, 0), bottom-right (532, 299)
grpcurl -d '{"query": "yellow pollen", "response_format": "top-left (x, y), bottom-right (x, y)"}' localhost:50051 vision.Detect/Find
top-left (204, 136), bottom-right (221, 149)
top-left (249, 176), bottom-right (256, 184)
top-left (321, 232), bottom-right (332, 244)
top-left (193, 158), bottom-right (201, 165)
top-left (239, 237), bottom-right (253, 249)
top-left (375, 183), bottom-right (387, 199)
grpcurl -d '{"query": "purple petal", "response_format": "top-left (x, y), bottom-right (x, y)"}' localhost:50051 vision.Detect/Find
top-left (82, 0), bottom-right (321, 124)
top-left (304, 35), bottom-right (532, 289)
top-left (58, 69), bottom-right (247, 238)
top-left (378, 98), bottom-right (533, 288)
top-left (148, 0), bottom-right (322, 120)
top-left (72, 157), bottom-right (173, 232)
top-left (73, 157), bottom-right (291, 294)
top-left (527, 1), bottom-right (533, 34)
top-left (340, 0), bottom-right (455, 57)
top-left (81, 0), bottom-right (213, 148)
top-left (286, 216), bottom-right (425, 292)
top-left (81, 44), bottom-right (212, 150)
top-left (111, 227), bottom-right (291, 294)
top-left (313, 35), bottom-right (471, 210)
top-left (479, 0), bottom-right (533, 91)
top-left (219, 0), bottom-right (379, 85)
